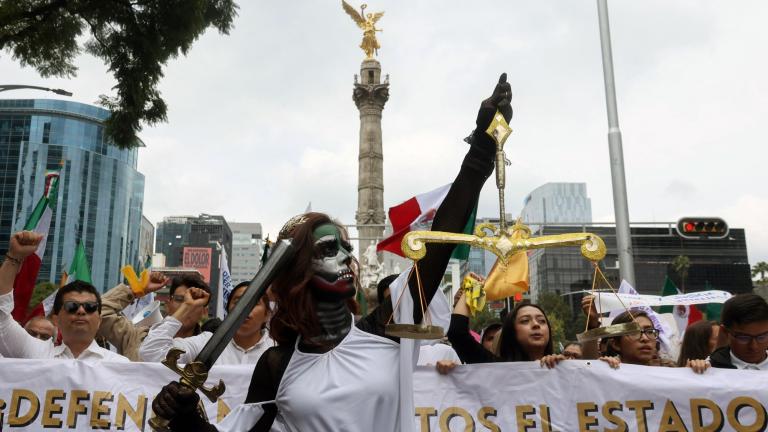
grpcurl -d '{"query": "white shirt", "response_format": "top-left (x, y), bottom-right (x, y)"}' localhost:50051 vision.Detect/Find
top-left (139, 316), bottom-right (274, 365)
top-left (417, 342), bottom-right (461, 366)
top-left (0, 292), bottom-right (128, 363)
top-left (219, 269), bottom-right (452, 432)
top-left (730, 350), bottom-right (768, 370)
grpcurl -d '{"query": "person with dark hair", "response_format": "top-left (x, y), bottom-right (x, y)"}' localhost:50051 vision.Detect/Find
top-left (376, 273), bottom-right (398, 307)
top-left (694, 294), bottom-right (768, 371)
top-left (480, 321), bottom-right (502, 353)
top-left (603, 310), bottom-right (659, 366)
top-left (449, 292), bottom-right (556, 363)
top-left (562, 341), bottom-right (583, 360)
top-left (97, 271), bottom-right (170, 361)
top-left (201, 317), bottom-right (223, 334)
top-left (24, 315), bottom-right (56, 341)
top-left (153, 74), bottom-right (512, 432)
top-left (676, 320), bottom-right (719, 367)
top-left (0, 231), bottom-right (127, 362)
top-left (140, 280), bottom-right (273, 365)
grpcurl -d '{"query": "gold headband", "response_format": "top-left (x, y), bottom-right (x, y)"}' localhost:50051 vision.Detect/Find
top-left (279, 214), bottom-right (309, 238)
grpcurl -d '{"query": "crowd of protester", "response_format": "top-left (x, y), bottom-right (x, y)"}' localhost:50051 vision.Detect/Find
top-left (1, 228), bottom-right (766, 375)
top-left (0, 227), bottom-right (766, 432)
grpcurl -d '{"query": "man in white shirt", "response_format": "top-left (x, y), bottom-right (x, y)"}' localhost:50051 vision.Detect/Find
top-left (0, 231), bottom-right (128, 362)
top-left (139, 281), bottom-right (273, 365)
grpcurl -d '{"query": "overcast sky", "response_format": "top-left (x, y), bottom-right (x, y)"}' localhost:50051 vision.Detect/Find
top-left (2, 1), bottom-right (766, 271)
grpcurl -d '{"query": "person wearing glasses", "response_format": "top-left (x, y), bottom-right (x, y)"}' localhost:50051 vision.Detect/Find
top-left (139, 280), bottom-right (274, 365)
top-left (689, 294), bottom-right (768, 373)
top-left (24, 315), bottom-right (56, 341)
top-left (603, 310), bottom-right (660, 366)
top-left (0, 231), bottom-right (128, 362)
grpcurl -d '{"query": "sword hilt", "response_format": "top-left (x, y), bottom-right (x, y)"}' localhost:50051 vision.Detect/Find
top-left (149, 348), bottom-right (226, 431)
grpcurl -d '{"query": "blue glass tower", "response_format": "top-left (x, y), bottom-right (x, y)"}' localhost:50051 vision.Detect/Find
top-left (0, 99), bottom-right (145, 291)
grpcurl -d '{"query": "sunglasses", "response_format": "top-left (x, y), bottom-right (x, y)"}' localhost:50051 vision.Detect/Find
top-left (171, 295), bottom-right (185, 303)
top-left (62, 301), bottom-right (99, 314)
top-left (27, 329), bottom-right (53, 341)
top-left (728, 330), bottom-right (768, 345)
top-left (628, 328), bottom-right (659, 340)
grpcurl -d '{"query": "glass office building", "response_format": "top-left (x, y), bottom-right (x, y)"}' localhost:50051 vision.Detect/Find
top-left (0, 99), bottom-right (145, 291)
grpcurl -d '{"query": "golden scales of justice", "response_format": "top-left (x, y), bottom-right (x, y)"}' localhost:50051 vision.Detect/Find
top-left (384, 110), bottom-right (641, 342)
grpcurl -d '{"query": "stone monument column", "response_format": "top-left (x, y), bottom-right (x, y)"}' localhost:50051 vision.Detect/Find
top-left (353, 59), bottom-right (389, 262)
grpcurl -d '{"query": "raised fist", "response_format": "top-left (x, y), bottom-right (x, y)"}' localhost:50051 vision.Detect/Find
top-left (470, 73), bottom-right (514, 154)
top-left (146, 272), bottom-right (170, 294)
top-left (8, 231), bottom-right (44, 260)
top-left (184, 287), bottom-right (210, 307)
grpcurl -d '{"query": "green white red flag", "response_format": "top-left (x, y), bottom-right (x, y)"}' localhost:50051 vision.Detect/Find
top-left (12, 171), bottom-right (59, 322)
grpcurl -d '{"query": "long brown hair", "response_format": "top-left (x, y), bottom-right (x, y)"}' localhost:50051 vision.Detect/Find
top-left (269, 212), bottom-right (359, 346)
top-left (677, 320), bottom-right (717, 367)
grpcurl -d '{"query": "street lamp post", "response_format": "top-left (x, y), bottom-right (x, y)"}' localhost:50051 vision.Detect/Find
top-left (0, 84), bottom-right (72, 96)
top-left (597, 0), bottom-right (636, 286)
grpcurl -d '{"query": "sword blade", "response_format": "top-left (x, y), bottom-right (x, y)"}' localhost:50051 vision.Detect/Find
top-left (195, 239), bottom-right (294, 370)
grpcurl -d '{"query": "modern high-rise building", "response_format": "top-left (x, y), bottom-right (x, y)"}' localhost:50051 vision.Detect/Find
top-left (155, 214), bottom-right (232, 309)
top-left (521, 183), bottom-right (592, 226)
top-left (229, 222), bottom-right (263, 284)
top-left (0, 99), bottom-right (144, 290)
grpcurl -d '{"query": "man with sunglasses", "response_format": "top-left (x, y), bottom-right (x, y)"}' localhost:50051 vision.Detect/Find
top-left (0, 231), bottom-right (128, 362)
top-left (707, 293), bottom-right (768, 370)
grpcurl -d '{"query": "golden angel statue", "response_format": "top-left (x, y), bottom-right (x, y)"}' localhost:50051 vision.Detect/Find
top-left (342, 1), bottom-right (385, 59)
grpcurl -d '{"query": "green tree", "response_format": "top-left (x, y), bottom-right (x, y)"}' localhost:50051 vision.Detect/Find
top-left (0, 0), bottom-right (238, 148)
top-left (537, 292), bottom-right (573, 348)
top-left (469, 304), bottom-right (501, 333)
top-left (671, 255), bottom-right (691, 292)
top-left (752, 261), bottom-right (768, 286)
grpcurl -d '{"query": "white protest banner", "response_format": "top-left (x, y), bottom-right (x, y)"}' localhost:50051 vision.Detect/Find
top-left (2, 359), bottom-right (766, 431)
top-left (413, 361), bottom-right (768, 431)
top-left (590, 289), bottom-right (732, 312)
top-left (0, 359), bottom-right (251, 431)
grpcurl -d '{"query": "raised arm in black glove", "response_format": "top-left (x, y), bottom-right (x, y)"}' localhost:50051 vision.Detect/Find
top-left (409, 73), bottom-right (513, 324)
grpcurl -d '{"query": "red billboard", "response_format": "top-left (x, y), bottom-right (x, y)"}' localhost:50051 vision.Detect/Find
top-left (182, 247), bottom-right (212, 283)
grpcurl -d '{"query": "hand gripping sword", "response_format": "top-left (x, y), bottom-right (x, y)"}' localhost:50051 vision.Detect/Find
top-left (149, 240), bottom-right (295, 431)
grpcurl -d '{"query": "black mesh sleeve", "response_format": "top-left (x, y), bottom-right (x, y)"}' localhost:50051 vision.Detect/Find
top-left (447, 313), bottom-right (499, 364)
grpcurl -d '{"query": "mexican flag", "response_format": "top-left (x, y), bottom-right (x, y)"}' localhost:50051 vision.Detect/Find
top-left (659, 276), bottom-right (702, 335)
top-left (66, 241), bottom-right (92, 284)
top-left (377, 184), bottom-right (477, 260)
top-left (12, 171), bottom-right (59, 322)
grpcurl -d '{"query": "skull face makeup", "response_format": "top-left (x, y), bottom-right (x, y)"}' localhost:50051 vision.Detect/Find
top-left (310, 223), bottom-right (356, 301)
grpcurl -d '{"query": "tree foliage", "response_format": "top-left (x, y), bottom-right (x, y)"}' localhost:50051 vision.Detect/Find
top-left (537, 291), bottom-right (574, 347)
top-left (672, 255), bottom-right (691, 292)
top-left (753, 261), bottom-right (768, 286)
top-left (469, 304), bottom-right (501, 333)
top-left (0, 0), bottom-right (239, 148)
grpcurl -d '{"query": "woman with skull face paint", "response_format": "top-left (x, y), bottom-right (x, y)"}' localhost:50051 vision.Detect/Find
top-left (152, 74), bottom-right (512, 432)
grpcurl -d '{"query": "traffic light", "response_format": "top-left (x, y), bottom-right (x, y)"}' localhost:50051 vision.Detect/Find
top-left (675, 217), bottom-right (729, 239)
